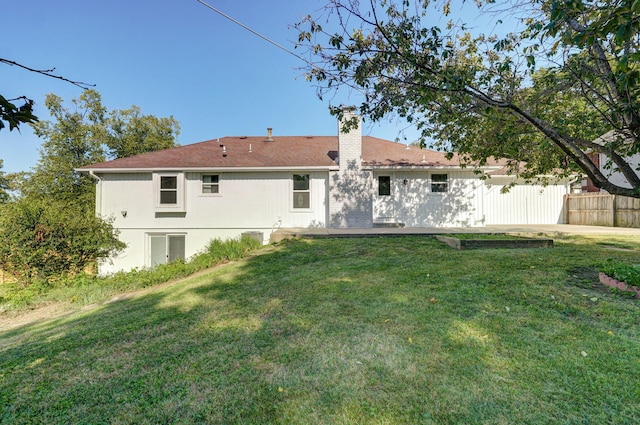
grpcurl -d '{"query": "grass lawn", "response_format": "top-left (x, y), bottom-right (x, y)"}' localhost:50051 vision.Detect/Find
top-left (1, 235), bottom-right (640, 424)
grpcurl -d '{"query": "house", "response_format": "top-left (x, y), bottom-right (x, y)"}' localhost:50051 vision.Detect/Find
top-left (577, 131), bottom-right (640, 193)
top-left (78, 112), bottom-right (572, 274)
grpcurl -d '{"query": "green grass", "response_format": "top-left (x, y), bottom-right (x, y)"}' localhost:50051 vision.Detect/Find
top-left (0, 236), bottom-right (262, 311)
top-left (2, 236), bottom-right (640, 424)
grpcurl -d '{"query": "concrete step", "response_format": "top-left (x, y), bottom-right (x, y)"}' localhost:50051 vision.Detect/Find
top-left (373, 222), bottom-right (405, 228)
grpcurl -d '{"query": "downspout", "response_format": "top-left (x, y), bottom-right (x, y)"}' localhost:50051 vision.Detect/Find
top-left (88, 171), bottom-right (103, 217)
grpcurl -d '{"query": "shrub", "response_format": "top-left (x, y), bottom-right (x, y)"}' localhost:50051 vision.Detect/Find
top-left (601, 259), bottom-right (640, 287)
top-left (0, 199), bottom-right (125, 285)
top-left (0, 236), bottom-right (263, 311)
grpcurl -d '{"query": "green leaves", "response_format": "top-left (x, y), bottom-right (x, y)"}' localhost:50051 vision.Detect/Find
top-left (0, 198), bottom-right (125, 284)
top-left (0, 95), bottom-right (38, 132)
top-left (295, 0), bottom-right (640, 196)
top-left (25, 89), bottom-right (179, 203)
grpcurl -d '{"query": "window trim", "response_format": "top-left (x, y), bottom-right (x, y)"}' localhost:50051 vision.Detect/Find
top-left (378, 175), bottom-right (391, 196)
top-left (154, 172), bottom-right (185, 211)
top-left (292, 173), bottom-right (311, 210)
top-left (147, 232), bottom-right (186, 267)
top-left (160, 175), bottom-right (178, 204)
top-left (201, 174), bottom-right (221, 196)
top-left (430, 173), bottom-right (449, 193)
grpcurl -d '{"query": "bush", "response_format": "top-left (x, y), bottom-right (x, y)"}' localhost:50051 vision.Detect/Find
top-left (601, 259), bottom-right (640, 286)
top-left (0, 199), bottom-right (125, 285)
top-left (0, 236), bottom-right (263, 311)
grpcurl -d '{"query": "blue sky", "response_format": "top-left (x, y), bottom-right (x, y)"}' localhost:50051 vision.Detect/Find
top-left (1, 0), bottom-right (489, 173)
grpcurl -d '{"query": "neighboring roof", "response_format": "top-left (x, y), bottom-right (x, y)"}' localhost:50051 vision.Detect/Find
top-left (77, 135), bottom-right (502, 172)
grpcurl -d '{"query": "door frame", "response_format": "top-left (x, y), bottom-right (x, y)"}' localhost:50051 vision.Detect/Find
top-left (147, 233), bottom-right (186, 267)
top-left (373, 172), bottom-right (396, 223)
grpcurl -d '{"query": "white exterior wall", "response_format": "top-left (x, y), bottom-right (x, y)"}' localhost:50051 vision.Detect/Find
top-left (599, 153), bottom-right (640, 189)
top-left (95, 167), bottom-right (570, 274)
top-left (481, 177), bottom-right (569, 224)
top-left (373, 170), bottom-right (484, 227)
top-left (96, 171), bottom-right (328, 274)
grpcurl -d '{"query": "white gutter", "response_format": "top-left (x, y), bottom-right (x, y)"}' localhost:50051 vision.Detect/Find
top-left (78, 165), bottom-right (340, 173)
top-left (88, 170), bottom-right (102, 181)
top-left (365, 165), bottom-right (504, 171)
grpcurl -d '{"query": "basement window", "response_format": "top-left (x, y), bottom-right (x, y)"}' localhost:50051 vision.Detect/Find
top-left (293, 174), bottom-right (310, 209)
top-left (431, 174), bottom-right (449, 193)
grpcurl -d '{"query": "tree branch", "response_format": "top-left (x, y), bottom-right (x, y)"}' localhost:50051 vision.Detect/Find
top-left (0, 58), bottom-right (95, 90)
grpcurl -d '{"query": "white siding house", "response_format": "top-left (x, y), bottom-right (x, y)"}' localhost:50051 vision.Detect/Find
top-left (79, 112), bottom-right (572, 274)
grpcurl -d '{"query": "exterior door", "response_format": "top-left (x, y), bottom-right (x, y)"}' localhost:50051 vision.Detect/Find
top-left (149, 234), bottom-right (185, 267)
top-left (374, 174), bottom-right (396, 222)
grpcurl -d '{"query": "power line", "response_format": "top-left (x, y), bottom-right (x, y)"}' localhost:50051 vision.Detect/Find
top-left (196, 0), bottom-right (309, 65)
top-left (195, 0), bottom-right (370, 109)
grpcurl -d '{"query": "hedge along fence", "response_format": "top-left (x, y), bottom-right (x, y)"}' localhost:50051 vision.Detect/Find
top-left (564, 193), bottom-right (640, 228)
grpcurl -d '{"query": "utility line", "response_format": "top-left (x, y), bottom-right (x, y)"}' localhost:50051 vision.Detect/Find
top-left (195, 0), bottom-right (370, 113)
top-left (196, 0), bottom-right (310, 65)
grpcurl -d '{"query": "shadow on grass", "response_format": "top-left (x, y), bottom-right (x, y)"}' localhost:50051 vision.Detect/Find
top-left (2, 237), bottom-right (640, 424)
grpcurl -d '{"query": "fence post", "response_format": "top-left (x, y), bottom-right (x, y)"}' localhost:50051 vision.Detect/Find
top-left (611, 195), bottom-right (617, 227)
top-left (563, 194), bottom-right (570, 224)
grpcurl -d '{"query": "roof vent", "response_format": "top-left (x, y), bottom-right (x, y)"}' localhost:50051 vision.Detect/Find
top-left (265, 127), bottom-right (274, 142)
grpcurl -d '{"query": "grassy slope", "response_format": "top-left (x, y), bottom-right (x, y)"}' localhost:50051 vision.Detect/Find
top-left (1, 236), bottom-right (640, 424)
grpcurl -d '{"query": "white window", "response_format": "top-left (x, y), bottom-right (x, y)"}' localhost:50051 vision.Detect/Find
top-left (155, 172), bottom-right (184, 211)
top-left (293, 174), bottom-right (310, 209)
top-left (431, 174), bottom-right (449, 193)
top-left (160, 176), bottom-right (178, 204)
top-left (202, 174), bottom-right (220, 194)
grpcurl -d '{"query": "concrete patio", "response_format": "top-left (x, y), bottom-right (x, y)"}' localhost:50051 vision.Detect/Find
top-left (270, 224), bottom-right (640, 243)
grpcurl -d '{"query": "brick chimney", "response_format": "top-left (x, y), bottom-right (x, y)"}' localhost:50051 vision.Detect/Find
top-left (337, 108), bottom-right (362, 170)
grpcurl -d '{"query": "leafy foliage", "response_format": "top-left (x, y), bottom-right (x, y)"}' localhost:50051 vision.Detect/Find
top-left (0, 198), bottom-right (126, 285)
top-left (26, 89), bottom-right (180, 203)
top-left (0, 89), bottom-right (180, 286)
top-left (295, 0), bottom-right (640, 196)
top-left (0, 160), bottom-right (10, 203)
top-left (0, 94), bottom-right (37, 132)
top-left (0, 56), bottom-right (95, 132)
top-left (601, 259), bottom-right (640, 286)
top-left (0, 236), bottom-right (262, 308)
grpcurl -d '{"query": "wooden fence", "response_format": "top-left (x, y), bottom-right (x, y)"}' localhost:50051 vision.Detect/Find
top-left (564, 193), bottom-right (640, 228)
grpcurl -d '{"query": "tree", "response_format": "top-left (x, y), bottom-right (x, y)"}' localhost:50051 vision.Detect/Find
top-left (107, 106), bottom-right (180, 159)
top-left (28, 90), bottom-right (108, 204)
top-left (26, 89), bottom-right (180, 204)
top-left (0, 160), bottom-right (10, 203)
top-left (0, 57), bottom-right (94, 132)
top-left (0, 95), bottom-right (37, 132)
top-left (0, 197), bottom-right (125, 284)
top-left (0, 90), bottom-right (180, 283)
top-left (295, 0), bottom-right (640, 196)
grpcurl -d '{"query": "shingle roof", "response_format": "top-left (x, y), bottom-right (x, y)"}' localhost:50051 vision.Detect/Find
top-left (78, 135), bottom-right (497, 171)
